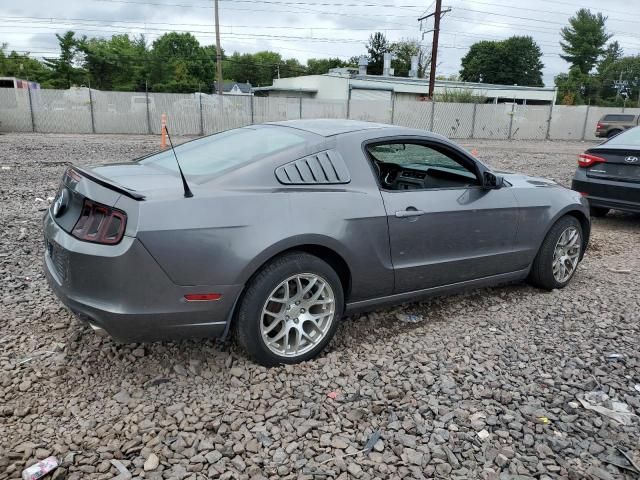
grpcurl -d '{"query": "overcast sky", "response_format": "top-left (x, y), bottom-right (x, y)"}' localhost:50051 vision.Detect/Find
top-left (2, 0), bottom-right (639, 86)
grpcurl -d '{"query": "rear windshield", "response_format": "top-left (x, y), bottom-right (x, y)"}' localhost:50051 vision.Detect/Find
top-left (139, 125), bottom-right (307, 176)
top-left (606, 126), bottom-right (640, 146)
top-left (603, 114), bottom-right (635, 122)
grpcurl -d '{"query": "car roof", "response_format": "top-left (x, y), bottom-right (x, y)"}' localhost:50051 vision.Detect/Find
top-left (268, 119), bottom-right (391, 137)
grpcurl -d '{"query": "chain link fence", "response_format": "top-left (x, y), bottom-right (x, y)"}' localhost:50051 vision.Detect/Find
top-left (1, 87), bottom-right (638, 140)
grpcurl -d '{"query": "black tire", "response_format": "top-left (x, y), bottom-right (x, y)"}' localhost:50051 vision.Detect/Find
top-left (590, 206), bottom-right (609, 217)
top-left (235, 252), bottom-right (344, 366)
top-left (528, 216), bottom-right (583, 290)
top-left (607, 129), bottom-right (621, 138)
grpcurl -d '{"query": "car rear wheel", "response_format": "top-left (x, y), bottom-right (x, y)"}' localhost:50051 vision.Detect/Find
top-left (235, 252), bottom-right (343, 366)
top-left (590, 206), bottom-right (609, 217)
top-left (528, 216), bottom-right (583, 290)
top-left (607, 129), bottom-right (621, 138)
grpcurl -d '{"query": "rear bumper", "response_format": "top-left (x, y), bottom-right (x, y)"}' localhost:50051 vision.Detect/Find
top-left (572, 172), bottom-right (640, 213)
top-left (43, 211), bottom-right (242, 342)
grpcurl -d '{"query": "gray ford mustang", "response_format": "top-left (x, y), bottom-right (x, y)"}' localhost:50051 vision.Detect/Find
top-left (44, 119), bottom-right (590, 366)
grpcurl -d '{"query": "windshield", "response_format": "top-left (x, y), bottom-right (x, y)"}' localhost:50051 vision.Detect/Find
top-left (139, 125), bottom-right (307, 176)
top-left (606, 126), bottom-right (640, 146)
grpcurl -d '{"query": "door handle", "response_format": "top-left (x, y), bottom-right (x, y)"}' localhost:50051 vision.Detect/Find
top-left (395, 208), bottom-right (425, 218)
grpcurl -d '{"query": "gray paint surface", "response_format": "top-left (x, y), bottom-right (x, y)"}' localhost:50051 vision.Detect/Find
top-left (43, 120), bottom-right (590, 341)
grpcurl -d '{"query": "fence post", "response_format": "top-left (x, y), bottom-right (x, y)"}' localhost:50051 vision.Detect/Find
top-left (545, 103), bottom-right (554, 140)
top-left (470, 102), bottom-right (477, 139)
top-left (299, 95), bottom-right (303, 119)
top-left (88, 88), bottom-right (96, 134)
top-left (145, 85), bottom-right (152, 135)
top-left (250, 95), bottom-right (254, 124)
top-left (508, 102), bottom-right (515, 140)
top-left (581, 105), bottom-right (590, 141)
top-left (390, 92), bottom-right (396, 124)
top-left (199, 93), bottom-right (204, 136)
top-left (429, 98), bottom-right (435, 132)
top-left (346, 88), bottom-right (351, 119)
top-left (27, 87), bottom-right (35, 133)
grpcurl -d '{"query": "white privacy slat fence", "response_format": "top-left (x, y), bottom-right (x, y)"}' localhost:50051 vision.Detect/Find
top-left (1, 87), bottom-right (638, 140)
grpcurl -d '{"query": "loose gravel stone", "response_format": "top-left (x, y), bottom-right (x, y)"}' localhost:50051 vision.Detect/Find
top-left (0, 134), bottom-right (639, 479)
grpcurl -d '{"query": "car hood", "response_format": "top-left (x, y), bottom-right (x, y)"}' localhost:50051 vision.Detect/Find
top-left (89, 163), bottom-right (188, 199)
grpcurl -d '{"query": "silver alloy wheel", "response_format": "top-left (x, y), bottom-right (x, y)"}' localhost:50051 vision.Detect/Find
top-left (260, 273), bottom-right (336, 358)
top-left (552, 226), bottom-right (581, 283)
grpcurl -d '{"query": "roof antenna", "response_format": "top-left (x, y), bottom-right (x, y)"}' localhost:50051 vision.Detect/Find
top-left (164, 126), bottom-right (193, 198)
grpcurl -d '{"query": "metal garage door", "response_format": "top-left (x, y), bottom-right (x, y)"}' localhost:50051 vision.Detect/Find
top-left (349, 89), bottom-right (392, 123)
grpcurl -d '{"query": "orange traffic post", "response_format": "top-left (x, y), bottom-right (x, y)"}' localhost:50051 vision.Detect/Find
top-left (160, 113), bottom-right (167, 149)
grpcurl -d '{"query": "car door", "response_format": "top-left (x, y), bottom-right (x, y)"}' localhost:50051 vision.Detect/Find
top-left (366, 138), bottom-right (521, 293)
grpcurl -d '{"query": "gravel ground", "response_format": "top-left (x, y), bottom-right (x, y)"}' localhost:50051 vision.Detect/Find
top-left (1, 133), bottom-right (639, 480)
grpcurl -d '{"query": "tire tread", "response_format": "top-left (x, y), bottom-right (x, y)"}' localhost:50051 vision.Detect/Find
top-left (528, 215), bottom-right (582, 290)
top-left (235, 252), bottom-right (343, 366)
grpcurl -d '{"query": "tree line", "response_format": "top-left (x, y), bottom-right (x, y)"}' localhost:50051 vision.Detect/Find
top-left (458, 8), bottom-right (639, 106)
top-left (0, 31), bottom-right (424, 93)
top-left (1, 8), bottom-right (637, 106)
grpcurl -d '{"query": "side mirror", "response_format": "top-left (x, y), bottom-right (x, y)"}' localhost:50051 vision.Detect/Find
top-left (482, 171), bottom-right (504, 190)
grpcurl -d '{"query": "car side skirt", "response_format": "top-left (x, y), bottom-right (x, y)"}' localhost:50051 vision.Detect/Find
top-left (344, 268), bottom-right (530, 315)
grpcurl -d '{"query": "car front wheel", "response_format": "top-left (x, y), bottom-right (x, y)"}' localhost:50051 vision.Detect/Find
top-left (528, 216), bottom-right (583, 290)
top-left (235, 252), bottom-right (343, 366)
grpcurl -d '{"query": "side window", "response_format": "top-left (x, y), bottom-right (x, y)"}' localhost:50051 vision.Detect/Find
top-left (367, 142), bottom-right (478, 191)
top-left (604, 115), bottom-right (635, 122)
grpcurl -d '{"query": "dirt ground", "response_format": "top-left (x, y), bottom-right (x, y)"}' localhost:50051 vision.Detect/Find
top-left (0, 133), bottom-right (639, 480)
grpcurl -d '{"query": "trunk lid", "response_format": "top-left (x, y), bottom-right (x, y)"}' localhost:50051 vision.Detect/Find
top-left (586, 147), bottom-right (640, 183)
top-left (89, 163), bottom-right (188, 199)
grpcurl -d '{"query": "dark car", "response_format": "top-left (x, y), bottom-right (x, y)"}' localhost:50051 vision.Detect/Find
top-left (44, 120), bottom-right (590, 366)
top-left (595, 113), bottom-right (639, 138)
top-left (572, 125), bottom-right (640, 216)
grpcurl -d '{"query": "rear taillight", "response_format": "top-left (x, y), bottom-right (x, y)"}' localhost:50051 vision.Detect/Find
top-left (596, 122), bottom-right (603, 130)
top-left (578, 153), bottom-right (606, 168)
top-left (72, 199), bottom-right (127, 244)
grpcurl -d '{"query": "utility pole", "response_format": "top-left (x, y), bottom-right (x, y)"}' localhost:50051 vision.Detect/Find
top-left (214, 0), bottom-right (223, 96)
top-left (418, 1), bottom-right (450, 99)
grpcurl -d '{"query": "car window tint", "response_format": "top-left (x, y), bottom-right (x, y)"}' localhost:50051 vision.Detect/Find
top-left (606, 126), bottom-right (640, 146)
top-left (140, 126), bottom-right (307, 176)
top-left (368, 143), bottom-right (467, 171)
top-left (603, 114), bottom-right (635, 122)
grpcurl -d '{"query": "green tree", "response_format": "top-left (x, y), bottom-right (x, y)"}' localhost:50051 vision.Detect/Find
top-left (306, 57), bottom-right (349, 75)
top-left (390, 39), bottom-right (428, 77)
top-left (560, 9), bottom-right (611, 75)
top-left (554, 67), bottom-right (593, 105)
top-left (43, 31), bottom-right (87, 88)
top-left (597, 41), bottom-right (623, 76)
top-left (460, 36), bottom-right (544, 86)
top-left (80, 34), bottom-right (148, 91)
top-left (280, 57), bottom-right (306, 78)
top-left (596, 55), bottom-right (640, 106)
top-left (223, 51), bottom-right (305, 87)
top-left (366, 32), bottom-right (391, 75)
top-left (0, 44), bottom-right (51, 84)
top-left (149, 32), bottom-right (215, 92)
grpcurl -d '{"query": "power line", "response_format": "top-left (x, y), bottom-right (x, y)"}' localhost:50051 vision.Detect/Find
top-left (0, 15), bottom-right (413, 31)
top-left (98, 0), bottom-right (425, 10)
top-left (451, 0), bottom-right (640, 24)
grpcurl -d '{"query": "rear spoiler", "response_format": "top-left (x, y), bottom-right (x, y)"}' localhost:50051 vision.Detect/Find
top-left (71, 166), bottom-right (146, 201)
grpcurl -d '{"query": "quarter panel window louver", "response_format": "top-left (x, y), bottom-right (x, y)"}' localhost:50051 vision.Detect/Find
top-left (275, 150), bottom-right (351, 185)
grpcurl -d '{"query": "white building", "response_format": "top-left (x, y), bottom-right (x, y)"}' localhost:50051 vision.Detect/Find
top-left (254, 69), bottom-right (557, 105)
